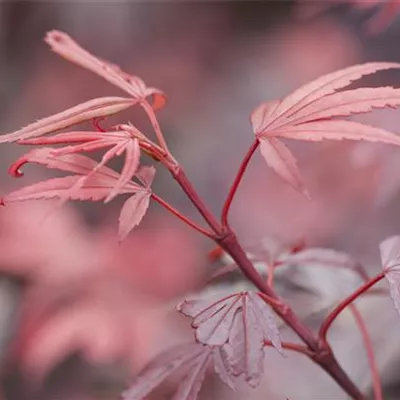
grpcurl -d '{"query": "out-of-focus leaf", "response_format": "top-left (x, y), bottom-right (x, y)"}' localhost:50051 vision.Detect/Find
top-left (122, 343), bottom-right (205, 400)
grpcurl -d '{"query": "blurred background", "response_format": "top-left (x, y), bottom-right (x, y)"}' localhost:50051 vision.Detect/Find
top-left (0, 1), bottom-right (400, 399)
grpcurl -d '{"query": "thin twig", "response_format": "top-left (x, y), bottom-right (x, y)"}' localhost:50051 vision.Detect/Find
top-left (319, 272), bottom-right (385, 341)
top-left (221, 139), bottom-right (259, 227)
top-left (167, 155), bottom-right (364, 399)
top-left (349, 304), bottom-right (383, 400)
top-left (151, 193), bottom-right (215, 238)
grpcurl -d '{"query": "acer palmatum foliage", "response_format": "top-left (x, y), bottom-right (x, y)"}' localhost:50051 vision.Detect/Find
top-left (178, 291), bottom-right (282, 387)
top-left (3, 149), bottom-right (153, 241)
top-left (3, 29), bottom-right (400, 400)
top-left (251, 63), bottom-right (400, 195)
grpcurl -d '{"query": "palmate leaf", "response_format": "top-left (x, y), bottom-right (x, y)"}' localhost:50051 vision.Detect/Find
top-left (20, 129), bottom-right (142, 204)
top-left (123, 343), bottom-right (234, 400)
top-left (380, 236), bottom-right (400, 317)
top-left (178, 291), bottom-right (282, 387)
top-left (251, 62), bottom-right (400, 195)
top-left (222, 292), bottom-right (282, 387)
top-left (3, 151), bottom-right (153, 240)
top-left (11, 132), bottom-right (142, 208)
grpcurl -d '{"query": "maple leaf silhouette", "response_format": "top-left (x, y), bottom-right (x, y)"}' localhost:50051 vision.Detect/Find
top-left (251, 63), bottom-right (400, 195)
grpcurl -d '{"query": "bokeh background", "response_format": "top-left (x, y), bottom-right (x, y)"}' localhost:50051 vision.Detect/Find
top-left (0, 1), bottom-right (400, 399)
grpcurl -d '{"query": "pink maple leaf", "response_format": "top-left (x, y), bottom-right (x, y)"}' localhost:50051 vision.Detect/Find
top-left (177, 291), bottom-right (282, 387)
top-left (19, 127), bottom-right (143, 203)
top-left (3, 149), bottom-right (154, 241)
top-left (251, 63), bottom-right (400, 195)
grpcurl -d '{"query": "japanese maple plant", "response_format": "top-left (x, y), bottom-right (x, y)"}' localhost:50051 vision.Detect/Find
top-left (3, 30), bottom-right (400, 400)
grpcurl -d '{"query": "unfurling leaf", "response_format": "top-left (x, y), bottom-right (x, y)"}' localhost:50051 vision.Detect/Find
top-left (251, 62), bottom-right (400, 195)
top-left (380, 236), bottom-right (400, 317)
top-left (178, 291), bottom-right (282, 387)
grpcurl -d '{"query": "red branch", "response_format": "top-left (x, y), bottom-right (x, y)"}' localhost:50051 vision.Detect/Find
top-left (169, 165), bottom-right (365, 400)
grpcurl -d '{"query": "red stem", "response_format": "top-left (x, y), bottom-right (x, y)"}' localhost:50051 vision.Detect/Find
top-left (169, 163), bottom-right (364, 399)
top-left (348, 304), bottom-right (383, 400)
top-left (151, 193), bottom-right (215, 238)
top-left (221, 139), bottom-right (259, 227)
top-left (171, 167), bottom-right (222, 234)
top-left (264, 340), bottom-right (313, 357)
top-left (319, 272), bottom-right (385, 341)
